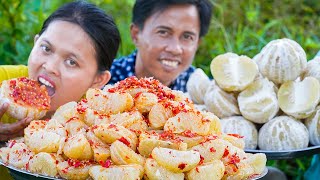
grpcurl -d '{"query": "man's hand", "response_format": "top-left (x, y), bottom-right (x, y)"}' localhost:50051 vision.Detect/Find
top-left (0, 103), bottom-right (33, 141)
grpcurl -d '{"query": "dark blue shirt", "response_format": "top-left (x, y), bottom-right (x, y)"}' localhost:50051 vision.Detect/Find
top-left (109, 51), bottom-right (195, 92)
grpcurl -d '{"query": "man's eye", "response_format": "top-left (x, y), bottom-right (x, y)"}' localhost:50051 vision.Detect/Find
top-left (183, 34), bottom-right (194, 41)
top-left (158, 30), bottom-right (168, 35)
top-left (40, 45), bottom-right (50, 52)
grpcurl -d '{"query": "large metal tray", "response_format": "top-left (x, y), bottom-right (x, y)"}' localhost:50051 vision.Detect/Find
top-left (0, 161), bottom-right (62, 180)
top-left (1, 160), bottom-right (268, 180)
top-left (245, 145), bottom-right (320, 160)
top-left (250, 167), bottom-right (268, 180)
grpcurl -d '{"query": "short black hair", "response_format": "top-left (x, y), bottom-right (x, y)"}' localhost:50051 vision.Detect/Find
top-left (39, 1), bottom-right (120, 72)
top-left (132, 0), bottom-right (213, 37)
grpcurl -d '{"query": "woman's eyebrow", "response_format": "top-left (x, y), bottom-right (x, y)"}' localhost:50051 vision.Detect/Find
top-left (41, 38), bottom-right (52, 46)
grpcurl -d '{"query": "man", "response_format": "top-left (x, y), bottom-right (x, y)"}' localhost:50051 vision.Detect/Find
top-left (109, 0), bottom-right (213, 92)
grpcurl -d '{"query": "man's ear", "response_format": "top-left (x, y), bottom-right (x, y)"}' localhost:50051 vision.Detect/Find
top-left (34, 34), bottom-right (40, 44)
top-left (130, 23), bottom-right (140, 45)
top-left (91, 71), bottom-right (111, 89)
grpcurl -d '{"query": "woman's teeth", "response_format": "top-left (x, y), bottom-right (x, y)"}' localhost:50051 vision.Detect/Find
top-left (39, 77), bottom-right (56, 96)
top-left (39, 77), bottom-right (54, 88)
top-left (161, 60), bottom-right (179, 67)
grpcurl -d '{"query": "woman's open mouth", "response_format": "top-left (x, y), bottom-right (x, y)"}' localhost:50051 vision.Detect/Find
top-left (38, 77), bottom-right (56, 97)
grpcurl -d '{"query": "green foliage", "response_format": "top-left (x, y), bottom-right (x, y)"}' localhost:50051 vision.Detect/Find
top-left (0, 0), bottom-right (134, 65)
top-left (1, 0), bottom-right (319, 67)
top-left (94, 0), bottom-right (135, 57)
top-left (0, 0), bottom-right (319, 178)
top-left (267, 157), bottom-right (313, 180)
top-left (0, 0), bottom-right (66, 65)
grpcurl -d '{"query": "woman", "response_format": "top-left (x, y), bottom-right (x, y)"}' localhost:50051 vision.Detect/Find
top-left (0, 1), bottom-right (120, 142)
top-left (0, 1), bottom-right (120, 179)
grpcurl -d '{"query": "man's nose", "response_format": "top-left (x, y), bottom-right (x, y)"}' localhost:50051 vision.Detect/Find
top-left (165, 37), bottom-right (183, 55)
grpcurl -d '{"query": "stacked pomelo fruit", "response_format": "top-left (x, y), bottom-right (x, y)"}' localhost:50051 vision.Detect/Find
top-left (187, 38), bottom-right (320, 151)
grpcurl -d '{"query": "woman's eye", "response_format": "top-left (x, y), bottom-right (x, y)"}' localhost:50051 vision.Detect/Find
top-left (40, 44), bottom-right (51, 52)
top-left (66, 59), bottom-right (78, 67)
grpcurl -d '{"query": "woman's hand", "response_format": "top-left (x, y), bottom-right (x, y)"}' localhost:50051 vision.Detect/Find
top-left (0, 103), bottom-right (32, 141)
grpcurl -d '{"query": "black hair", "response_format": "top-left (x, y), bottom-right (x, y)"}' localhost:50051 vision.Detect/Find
top-left (132, 0), bottom-right (213, 37)
top-left (39, 1), bottom-right (120, 72)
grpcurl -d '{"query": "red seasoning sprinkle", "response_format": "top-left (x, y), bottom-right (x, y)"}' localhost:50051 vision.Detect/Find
top-left (199, 155), bottom-right (204, 165)
top-left (74, 161), bottom-right (81, 168)
top-left (201, 135), bottom-right (218, 144)
top-left (107, 88), bottom-right (115, 93)
top-left (91, 125), bottom-right (98, 131)
top-left (248, 174), bottom-right (260, 179)
top-left (76, 99), bottom-right (88, 114)
top-left (118, 137), bottom-right (130, 147)
top-left (229, 153), bottom-right (241, 164)
top-left (88, 140), bottom-right (94, 146)
top-left (159, 131), bottom-right (183, 143)
top-left (66, 117), bottom-right (79, 123)
top-left (196, 167), bottom-right (200, 173)
top-left (108, 124), bottom-right (117, 128)
top-left (99, 159), bottom-right (112, 168)
top-left (159, 101), bottom-right (190, 115)
top-left (181, 130), bottom-right (198, 138)
top-left (134, 92), bottom-right (143, 99)
top-left (108, 77), bottom-right (176, 101)
top-left (62, 168), bottom-right (68, 174)
top-left (67, 159), bottom-right (93, 168)
top-left (210, 147), bottom-right (216, 153)
top-left (227, 134), bottom-right (244, 138)
top-left (178, 163), bottom-right (187, 170)
top-left (8, 140), bottom-right (16, 148)
top-left (222, 147), bottom-right (230, 158)
top-left (25, 162), bottom-right (29, 170)
top-left (231, 163), bottom-right (238, 172)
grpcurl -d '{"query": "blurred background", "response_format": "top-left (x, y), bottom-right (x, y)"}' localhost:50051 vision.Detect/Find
top-left (0, 0), bottom-right (319, 179)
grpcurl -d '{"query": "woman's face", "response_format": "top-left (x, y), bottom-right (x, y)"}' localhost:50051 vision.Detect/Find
top-left (28, 20), bottom-right (109, 116)
top-left (132, 4), bottom-right (201, 86)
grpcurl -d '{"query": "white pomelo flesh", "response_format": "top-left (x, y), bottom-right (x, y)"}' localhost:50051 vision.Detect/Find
top-left (210, 52), bottom-right (258, 92)
top-left (278, 77), bottom-right (320, 119)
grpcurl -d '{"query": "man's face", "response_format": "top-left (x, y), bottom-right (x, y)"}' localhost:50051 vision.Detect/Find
top-left (132, 4), bottom-right (201, 86)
